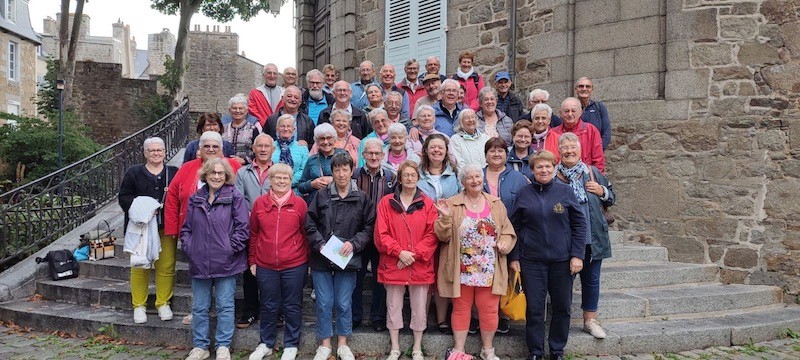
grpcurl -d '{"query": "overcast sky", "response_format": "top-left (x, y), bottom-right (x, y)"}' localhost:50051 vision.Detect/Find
top-left (28, 0), bottom-right (297, 70)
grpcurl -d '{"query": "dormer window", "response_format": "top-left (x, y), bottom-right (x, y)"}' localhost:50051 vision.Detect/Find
top-left (5, 0), bottom-right (15, 22)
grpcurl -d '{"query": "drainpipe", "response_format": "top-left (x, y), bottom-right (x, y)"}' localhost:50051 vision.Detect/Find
top-left (508, 0), bottom-right (517, 80)
top-left (567, 0), bottom-right (576, 96)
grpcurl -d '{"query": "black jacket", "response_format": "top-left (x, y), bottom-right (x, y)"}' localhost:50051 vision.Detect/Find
top-left (262, 110), bottom-right (315, 148)
top-left (306, 181), bottom-right (376, 271)
top-left (318, 106), bottom-right (372, 139)
top-left (118, 164), bottom-right (179, 230)
top-left (498, 92), bottom-right (525, 122)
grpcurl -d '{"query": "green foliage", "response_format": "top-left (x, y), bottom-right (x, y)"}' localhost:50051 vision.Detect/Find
top-left (135, 93), bottom-right (172, 124)
top-left (34, 58), bottom-right (61, 116)
top-left (784, 328), bottom-right (800, 339)
top-left (151, 0), bottom-right (284, 22)
top-left (157, 55), bottom-right (183, 98)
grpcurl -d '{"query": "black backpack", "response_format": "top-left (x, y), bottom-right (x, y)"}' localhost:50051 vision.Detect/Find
top-left (35, 250), bottom-right (80, 281)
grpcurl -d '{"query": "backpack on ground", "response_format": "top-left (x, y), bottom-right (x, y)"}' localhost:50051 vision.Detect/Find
top-left (35, 249), bottom-right (80, 281)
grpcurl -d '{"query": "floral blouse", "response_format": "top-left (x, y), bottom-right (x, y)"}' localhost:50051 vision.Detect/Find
top-left (459, 204), bottom-right (497, 287)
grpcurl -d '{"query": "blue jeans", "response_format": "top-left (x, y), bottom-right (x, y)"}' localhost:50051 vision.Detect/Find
top-left (519, 260), bottom-right (574, 357)
top-left (191, 276), bottom-right (237, 349)
top-left (579, 259), bottom-right (603, 312)
top-left (312, 270), bottom-right (357, 340)
top-left (256, 264), bottom-right (308, 348)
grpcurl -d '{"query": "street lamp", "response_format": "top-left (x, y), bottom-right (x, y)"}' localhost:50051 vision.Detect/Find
top-left (56, 79), bottom-right (64, 170)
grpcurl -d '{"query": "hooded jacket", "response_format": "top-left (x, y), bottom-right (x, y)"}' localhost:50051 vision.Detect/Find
top-left (249, 192), bottom-right (309, 271)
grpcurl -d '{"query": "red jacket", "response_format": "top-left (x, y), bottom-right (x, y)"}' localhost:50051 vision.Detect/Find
top-left (374, 190), bottom-right (439, 285)
top-left (452, 73), bottom-right (484, 111)
top-left (552, 119), bottom-right (605, 173)
top-left (164, 158), bottom-right (243, 236)
top-left (248, 87), bottom-right (284, 126)
top-left (397, 79), bottom-right (427, 118)
top-left (249, 193), bottom-right (309, 271)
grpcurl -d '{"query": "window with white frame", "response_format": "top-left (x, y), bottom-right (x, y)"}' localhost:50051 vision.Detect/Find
top-left (384, 0), bottom-right (447, 80)
top-left (8, 41), bottom-right (18, 81)
top-left (5, 0), bottom-right (15, 22)
top-left (7, 101), bottom-right (19, 116)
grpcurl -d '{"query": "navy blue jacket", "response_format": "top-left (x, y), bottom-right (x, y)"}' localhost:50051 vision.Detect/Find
top-left (519, 112), bottom-right (563, 128)
top-left (483, 166), bottom-right (529, 213)
top-left (581, 100), bottom-right (611, 150)
top-left (509, 178), bottom-right (588, 262)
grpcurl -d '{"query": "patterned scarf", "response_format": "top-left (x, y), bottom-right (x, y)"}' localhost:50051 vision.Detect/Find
top-left (277, 139), bottom-right (294, 168)
top-left (556, 160), bottom-right (588, 203)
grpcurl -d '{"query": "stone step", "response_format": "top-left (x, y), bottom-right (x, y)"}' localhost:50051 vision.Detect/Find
top-left (113, 243), bottom-right (189, 263)
top-left (80, 257), bottom-right (193, 284)
top-left (594, 261), bottom-right (718, 290)
top-left (2, 297), bottom-right (799, 356)
top-left (609, 230), bottom-right (624, 245)
top-left (606, 245), bottom-right (668, 263)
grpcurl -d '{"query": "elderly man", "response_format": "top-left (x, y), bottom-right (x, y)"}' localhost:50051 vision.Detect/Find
top-left (350, 60), bottom-right (378, 110)
top-left (494, 71), bottom-right (524, 122)
top-left (282, 67), bottom-right (299, 88)
top-left (420, 56), bottom-right (447, 82)
top-left (351, 137), bottom-right (396, 333)
top-left (385, 91), bottom-right (412, 130)
top-left (263, 86), bottom-right (315, 148)
top-left (433, 79), bottom-right (463, 136)
top-left (396, 59), bottom-right (427, 118)
top-left (552, 97), bottom-right (605, 172)
top-left (322, 64), bottom-right (338, 95)
top-left (249, 63), bottom-right (284, 126)
top-left (520, 89), bottom-right (563, 127)
top-left (413, 74), bottom-right (442, 117)
top-left (233, 133), bottom-right (275, 329)
top-left (319, 80), bottom-right (371, 138)
top-left (300, 69), bottom-right (334, 125)
top-left (378, 64), bottom-right (411, 118)
top-left (575, 77), bottom-right (612, 149)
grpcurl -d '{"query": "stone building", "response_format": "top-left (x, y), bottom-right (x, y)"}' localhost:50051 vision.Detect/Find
top-left (0, 0), bottom-right (41, 121)
top-left (297, 0), bottom-right (800, 297)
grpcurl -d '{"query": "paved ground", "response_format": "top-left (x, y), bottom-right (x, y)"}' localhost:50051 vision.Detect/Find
top-left (1, 322), bottom-right (800, 360)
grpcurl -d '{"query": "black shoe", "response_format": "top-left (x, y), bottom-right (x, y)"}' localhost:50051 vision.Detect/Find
top-left (352, 320), bottom-right (362, 330)
top-left (496, 318), bottom-right (510, 334)
top-left (468, 318), bottom-right (479, 334)
top-left (371, 321), bottom-right (387, 332)
top-left (277, 314), bottom-right (284, 327)
top-left (548, 355), bottom-right (564, 360)
top-left (437, 321), bottom-right (452, 334)
top-left (527, 356), bottom-right (543, 360)
top-left (236, 315), bottom-right (257, 329)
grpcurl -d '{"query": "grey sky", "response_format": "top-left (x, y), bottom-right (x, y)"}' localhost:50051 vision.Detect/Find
top-left (28, 0), bottom-right (297, 70)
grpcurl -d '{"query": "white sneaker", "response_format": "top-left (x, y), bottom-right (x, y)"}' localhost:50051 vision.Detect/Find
top-left (480, 348), bottom-right (499, 360)
top-left (281, 347), bottom-right (298, 360)
top-left (583, 318), bottom-right (607, 339)
top-left (183, 314), bottom-right (193, 325)
top-left (185, 347), bottom-right (210, 360)
top-left (412, 350), bottom-right (425, 360)
top-left (133, 307), bottom-right (147, 324)
top-left (310, 288), bottom-right (316, 300)
top-left (158, 304), bottom-right (174, 321)
top-left (249, 343), bottom-right (273, 360)
top-left (312, 346), bottom-right (332, 360)
top-left (215, 346), bottom-right (231, 360)
top-left (337, 345), bottom-right (355, 360)
top-left (386, 349), bottom-right (402, 360)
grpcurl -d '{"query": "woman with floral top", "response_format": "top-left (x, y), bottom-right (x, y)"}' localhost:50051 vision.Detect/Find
top-left (434, 164), bottom-right (517, 360)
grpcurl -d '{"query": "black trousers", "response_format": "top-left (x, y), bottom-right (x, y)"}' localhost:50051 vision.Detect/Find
top-left (519, 259), bottom-right (575, 357)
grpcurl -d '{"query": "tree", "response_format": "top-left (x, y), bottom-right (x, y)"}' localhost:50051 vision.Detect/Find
top-left (58, 0), bottom-right (87, 110)
top-left (151, 0), bottom-right (283, 104)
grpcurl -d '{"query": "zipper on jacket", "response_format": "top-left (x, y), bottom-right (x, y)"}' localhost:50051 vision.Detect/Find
top-left (536, 186), bottom-right (551, 261)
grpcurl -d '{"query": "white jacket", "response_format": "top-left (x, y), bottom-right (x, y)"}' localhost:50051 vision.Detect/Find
top-left (124, 196), bottom-right (162, 268)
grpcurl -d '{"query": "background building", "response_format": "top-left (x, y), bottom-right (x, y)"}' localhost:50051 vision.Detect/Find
top-left (0, 0), bottom-right (41, 121)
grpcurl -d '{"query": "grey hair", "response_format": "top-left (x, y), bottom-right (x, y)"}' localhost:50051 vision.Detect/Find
top-left (425, 56), bottom-right (440, 64)
top-left (416, 104), bottom-right (435, 118)
top-left (306, 69), bottom-right (323, 81)
top-left (532, 103), bottom-right (553, 118)
top-left (529, 88), bottom-right (550, 102)
top-left (454, 109), bottom-right (477, 133)
top-left (228, 93), bottom-right (248, 108)
top-left (314, 122), bottom-right (337, 140)
top-left (143, 137), bottom-right (165, 151)
top-left (368, 108), bottom-right (389, 124)
top-left (362, 137), bottom-right (384, 152)
top-left (458, 163), bottom-right (484, 185)
top-left (263, 63), bottom-right (278, 74)
top-left (380, 64), bottom-right (395, 73)
top-left (558, 132), bottom-right (581, 150)
top-left (387, 123), bottom-right (407, 137)
top-left (478, 86), bottom-right (497, 103)
top-left (440, 78), bottom-right (459, 92)
top-left (360, 60), bottom-right (375, 71)
top-left (404, 58), bottom-right (419, 68)
top-left (199, 131), bottom-right (223, 146)
top-left (276, 114), bottom-right (295, 127)
top-left (385, 91), bottom-right (403, 102)
top-left (330, 108), bottom-right (352, 123)
top-left (284, 85), bottom-right (302, 97)
top-left (253, 133), bottom-right (274, 145)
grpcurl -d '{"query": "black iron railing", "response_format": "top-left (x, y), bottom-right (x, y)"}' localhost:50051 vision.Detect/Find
top-left (0, 100), bottom-right (190, 269)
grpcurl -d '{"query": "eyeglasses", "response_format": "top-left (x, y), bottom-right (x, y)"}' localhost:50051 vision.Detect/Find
top-left (363, 151), bottom-right (383, 158)
top-left (576, 84), bottom-right (593, 89)
top-left (308, 81), bottom-right (323, 85)
top-left (146, 149), bottom-right (165, 154)
top-left (209, 171), bottom-right (226, 178)
top-left (202, 144), bottom-right (221, 149)
top-left (442, 89), bottom-right (458, 94)
top-left (401, 173), bottom-right (418, 179)
top-left (531, 99), bottom-right (547, 104)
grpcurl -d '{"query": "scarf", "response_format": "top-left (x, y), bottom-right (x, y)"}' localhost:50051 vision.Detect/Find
top-left (556, 161), bottom-right (588, 203)
top-left (456, 67), bottom-right (474, 81)
top-left (459, 128), bottom-right (480, 140)
top-left (277, 139), bottom-right (294, 168)
top-left (269, 190), bottom-right (291, 208)
top-left (534, 128), bottom-right (548, 141)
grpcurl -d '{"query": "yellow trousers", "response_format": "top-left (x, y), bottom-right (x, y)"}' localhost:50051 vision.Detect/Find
top-left (130, 232), bottom-right (177, 308)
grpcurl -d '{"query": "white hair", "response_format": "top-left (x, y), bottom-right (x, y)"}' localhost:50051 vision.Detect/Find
top-left (532, 103), bottom-right (553, 118)
top-left (440, 79), bottom-right (459, 92)
top-left (199, 131), bottom-right (223, 146)
top-left (529, 88), bottom-right (550, 101)
top-left (387, 123), bottom-right (407, 137)
top-left (143, 137), bottom-right (164, 151)
top-left (454, 109), bottom-right (477, 133)
top-left (314, 122), bottom-right (337, 140)
top-left (458, 164), bottom-right (484, 185)
top-left (558, 132), bottom-right (581, 150)
top-left (306, 69), bottom-right (323, 81)
top-left (362, 137), bottom-right (384, 152)
top-left (228, 93), bottom-right (248, 108)
top-left (368, 108), bottom-right (389, 124)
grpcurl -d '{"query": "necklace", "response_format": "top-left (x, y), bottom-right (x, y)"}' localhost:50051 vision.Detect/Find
top-left (467, 194), bottom-right (482, 209)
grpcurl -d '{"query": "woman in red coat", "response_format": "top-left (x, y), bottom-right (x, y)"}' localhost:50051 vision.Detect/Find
top-left (374, 160), bottom-right (440, 360)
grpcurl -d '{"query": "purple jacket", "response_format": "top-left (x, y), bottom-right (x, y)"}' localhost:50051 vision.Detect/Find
top-left (180, 184), bottom-right (249, 279)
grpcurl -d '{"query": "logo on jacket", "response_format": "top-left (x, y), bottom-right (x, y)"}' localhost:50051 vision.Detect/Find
top-left (553, 202), bottom-right (564, 214)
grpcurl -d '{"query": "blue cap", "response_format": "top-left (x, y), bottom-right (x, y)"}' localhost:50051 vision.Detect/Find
top-left (495, 71), bottom-right (511, 82)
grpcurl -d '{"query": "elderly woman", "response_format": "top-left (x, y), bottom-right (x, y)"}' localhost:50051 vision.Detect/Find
top-left (247, 163), bottom-right (309, 360)
top-left (476, 87), bottom-right (514, 146)
top-left (119, 137), bottom-right (178, 324)
top-left (385, 91), bottom-right (412, 130)
top-left (357, 108), bottom-right (392, 167)
top-left (484, 138), bottom-right (530, 212)
top-left (434, 164), bottom-right (516, 360)
top-left (452, 50), bottom-right (484, 110)
top-left (311, 109), bottom-right (360, 163)
top-left (375, 160), bottom-right (439, 360)
top-left (450, 108), bottom-right (490, 169)
top-left (223, 94), bottom-right (263, 165)
top-left (180, 158), bottom-right (249, 360)
top-left (384, 123), bottom-right (420, 171)
top-left (531, 103), bottom-right (560, 159)
top-left (365, 84), bottom-right (385, 113)
top-left (271, 114), bottom-right (310, 187)
top-left (306, 153), bottom-right (375, 360)
top-left (298, 123), bottom-right (347, 202)
top-left (509, 151), bottom-right (588, 360)
top-left (183, 113), bottom-right (235, 164)
top-left (507, 120), bottom-right (535, 179)
top-left (554, 133), bottom-right (615, 340)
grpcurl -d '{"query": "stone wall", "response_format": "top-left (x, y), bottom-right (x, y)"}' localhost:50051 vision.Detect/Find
top-left (0, 32), bottom-right (38, 117)
top-left (71, 61), bottom-right (158, 145)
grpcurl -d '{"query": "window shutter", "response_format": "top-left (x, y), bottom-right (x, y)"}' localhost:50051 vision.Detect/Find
top-left (384, 0), bottom-right (447, 79)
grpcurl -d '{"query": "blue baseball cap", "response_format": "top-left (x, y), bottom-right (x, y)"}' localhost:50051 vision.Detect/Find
top-left (495, 71), bottom-right (511, 82)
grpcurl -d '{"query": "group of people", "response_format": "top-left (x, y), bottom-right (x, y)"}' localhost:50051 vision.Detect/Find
top-left (118, 51), bottom-right (616, 360)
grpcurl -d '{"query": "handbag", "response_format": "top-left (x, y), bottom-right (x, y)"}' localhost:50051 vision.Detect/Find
top-left (80, 220), bottom-right (116, 261)
top-left (35, 249), bottom-right (80, 281)
top-left (500, 270), bottom-right (526, 321)
top-left (588, 167), bottom-right (615, 225)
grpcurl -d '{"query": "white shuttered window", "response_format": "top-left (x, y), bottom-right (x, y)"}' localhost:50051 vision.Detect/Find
top-left (384, 0), bottom-right (447, 79)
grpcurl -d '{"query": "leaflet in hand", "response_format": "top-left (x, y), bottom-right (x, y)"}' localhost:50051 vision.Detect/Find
top-left (320, 235), bottom-right (352, 270)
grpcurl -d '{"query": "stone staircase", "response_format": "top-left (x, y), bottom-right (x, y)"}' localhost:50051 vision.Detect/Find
top-left (1, 222), bottom-right (800, 358)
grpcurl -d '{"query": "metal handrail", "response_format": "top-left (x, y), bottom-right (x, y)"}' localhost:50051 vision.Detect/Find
top-left (0, 100), bottom-right (190, 268)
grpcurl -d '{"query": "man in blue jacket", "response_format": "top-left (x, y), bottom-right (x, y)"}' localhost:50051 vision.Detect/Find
top-left (350, 60), bottom-right (377, 111)
top-left (575, 77), bottom-right (612, 149)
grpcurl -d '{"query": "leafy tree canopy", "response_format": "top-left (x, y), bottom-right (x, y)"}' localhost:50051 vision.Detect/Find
top-left (151, 0), bottom-right (278, 23)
